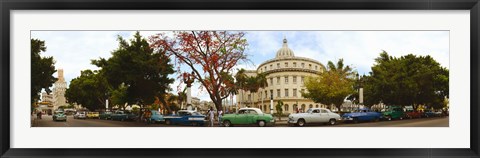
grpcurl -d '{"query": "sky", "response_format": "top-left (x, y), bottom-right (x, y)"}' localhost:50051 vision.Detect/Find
top-left (31, 31), bottom-right (449, 102)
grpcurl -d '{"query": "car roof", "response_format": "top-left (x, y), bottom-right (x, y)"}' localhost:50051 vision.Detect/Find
top-left (239, 108), bottom-right (263, 114)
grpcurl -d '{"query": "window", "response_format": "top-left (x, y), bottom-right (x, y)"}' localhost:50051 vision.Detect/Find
top-left (277, 63), bottom-right (280, 69)
top-left (293, 76), bottom-right (297, 84)
top-left (316, 104), bottom-right (319, 108)
top-left (301, 63), bottom-right (305, 68)
top-left (265, 66), bottom-right (267, 71)
top-left (321, 109), bottom-right (328, 113)
top-left (270, 78), bottom-right (273, 85)
top-left (270, 64), bottom-right (272, 69)
top-left (277, 77), bottom-right (280, 85)
top-left (309, 64), bottom-right (312, 69)
top-left (309, 104), bottom-right (313, 108)
top-left (270, 90), bottom-right (273, 98)
top-left (293, 62), bottom-right (297, 67)
top-left (284, 104), bottom-right (289, 111)
top-left (301, 104), bottom-right (306, 112)
top-left (312, 109), bottom-right (320, 113)
top-left (315, 65), bottom-right (318, 70)
top-left (285, 89), bottom-right (289, 97)
top-left (293, 88), bottom-right (297, 97)
top-left (248, 94), bottom-right (251, 101)
top-left (265, 90), bottom-right (268, 99)
top-left (285, 76), bottom-right (289, 84)
top-left (285, 62), bottom-right (288, 67)
top-left (277, 89), bottom-right (281, 97)
top-left (301, 76), bottom-right (305, 83)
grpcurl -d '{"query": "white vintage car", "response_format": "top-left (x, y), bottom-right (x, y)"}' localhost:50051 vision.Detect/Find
top-left (288, 108), bottom-right (341, 126)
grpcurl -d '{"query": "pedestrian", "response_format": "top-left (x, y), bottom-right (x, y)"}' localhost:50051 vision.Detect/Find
top-left (208, 107), bottom-right (215, 127)
top-left (218, 110), bottom-right (223, 126)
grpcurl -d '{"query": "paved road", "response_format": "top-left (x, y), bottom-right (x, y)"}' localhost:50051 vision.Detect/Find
top-left (32, 115), bottom-right (448, 127)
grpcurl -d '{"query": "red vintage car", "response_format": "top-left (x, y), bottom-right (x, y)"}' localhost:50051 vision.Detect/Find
top-left (405, 110), bottom-right (423, 119)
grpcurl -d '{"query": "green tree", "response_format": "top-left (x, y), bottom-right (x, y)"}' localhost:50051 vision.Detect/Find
top-left (110, 83), bottom-right (128, 110)
top-left (301, 59), bottom-right (356, 112)
top-left (31, 39), bottom-right (57, 107)
top-left (234, 68), bottom-right (248, 107)
top-left (92, 32), bottom-right (175, 112)
top-left (275, 100), bottom-right (284, 114)
top-left (65, 70), bottom-right (109, 111)
top-left (365, 51), bottom-right (449, 109)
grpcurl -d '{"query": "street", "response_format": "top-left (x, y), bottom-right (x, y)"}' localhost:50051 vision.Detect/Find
top-left (32, 115), bottom-right (448, 127)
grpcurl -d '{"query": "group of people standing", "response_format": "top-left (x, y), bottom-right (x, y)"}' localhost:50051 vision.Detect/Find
top-left (206, 107), bottom-right (223, 127)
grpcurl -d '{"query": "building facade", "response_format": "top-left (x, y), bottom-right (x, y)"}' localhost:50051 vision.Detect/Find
top-left (237, 38), bottom-right (330, 114)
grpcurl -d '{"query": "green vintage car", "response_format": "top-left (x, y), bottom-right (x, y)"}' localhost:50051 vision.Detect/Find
top-left (381, 105), bottom-right (405, 121)
top-left (222, 108), bottom-right (275, 127)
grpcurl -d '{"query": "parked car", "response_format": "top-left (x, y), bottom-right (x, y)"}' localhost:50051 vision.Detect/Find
top-left (99, 111), bottom-right (113, 120)
top-left (424, 110), bottom-right (444, 117)
top-left (87, 112), bottom-right (100, 119)
top-left (342, 108), bottom-right (382, 123)
top-left (405, 110), bottom-right (423, 119)
top-left (149, 110), bottom-right (165, 123)
top-left (111, 111), bottom-right (137, 121)
top-left (73, 111), bottom-right (87, 119)
top-left (53, 111), bottom-right (67, 121)
top-left (222, 108), bottom-right (275, 127)
top-left (381, 106), bottom-right (405, 121)
top-left (164, 110), bottom-right (206, 126)
top-left (288, 108), bottom-right (341, 126)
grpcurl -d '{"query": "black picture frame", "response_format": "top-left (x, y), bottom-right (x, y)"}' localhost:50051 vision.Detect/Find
top-left (1, 0), bottom-right (479, 158)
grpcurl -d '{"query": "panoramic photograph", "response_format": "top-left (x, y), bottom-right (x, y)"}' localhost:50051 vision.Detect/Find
top-left (30, 31), bottom-right (449, 127)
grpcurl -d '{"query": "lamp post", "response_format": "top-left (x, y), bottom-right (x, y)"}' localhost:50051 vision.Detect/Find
top-left (270, 94), bottom-right (274, 114)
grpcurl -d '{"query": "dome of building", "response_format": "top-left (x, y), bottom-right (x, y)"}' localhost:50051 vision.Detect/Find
top-left (275, 37), bottom-right (295, 58)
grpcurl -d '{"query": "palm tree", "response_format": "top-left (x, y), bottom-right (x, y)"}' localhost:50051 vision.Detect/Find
top-left (256, 72), bottom-right (268, 110)
top-left (234, 68), bottom-right (248, 107)
top-left (246, 76), bottom-right (260, 107)
top-left (327, 59), bottom-right (355, 78)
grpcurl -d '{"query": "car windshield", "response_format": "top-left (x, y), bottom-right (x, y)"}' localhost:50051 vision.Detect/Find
top-left (191, 112), bottom-right (202, 116)
top-left (306, 109), bottom-right (312, 113)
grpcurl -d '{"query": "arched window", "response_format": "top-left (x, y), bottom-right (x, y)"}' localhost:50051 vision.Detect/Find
top-left (284, 104), bottom-right (289, 112)
top-left (316, 104), bottom-right (319, 108)
top-left (309, 104), bottom-right (313, 109)
top-left (301, 104), bottom-right (306, 112)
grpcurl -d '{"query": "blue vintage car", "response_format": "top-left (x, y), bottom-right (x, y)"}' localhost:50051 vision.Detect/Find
top-left (342, 108), bottom-right (382, 123)
top-left (111, 111), bottom-right (137, 121)
top-left (163, 110), bottom-right (206, 126)
top-left (149, 110), bottom-right (165, 123)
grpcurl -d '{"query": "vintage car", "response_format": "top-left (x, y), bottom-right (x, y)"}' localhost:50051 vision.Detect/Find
top-left (288, 108), bottom-right (341, 126)
top-left (342, 108), bottom-right (382, 123)
top-left (163, 110), bottom-right (205, 126)
top-left (424, 110), bottom-right (444, 117)
top-left (405, 110), bottom-right (423, 119)
top-left (53, 111), bottom-right (67, 121)
top-left (222, 108), bottom-right (275, 127)
top-left (149, 110), bottom-right (165, 123)
top-left (99, 111), bottom-right (113, 120)
top-left (86, 112), bottom-right (100, 119)
top-left (74, 111), bottom-right (87, 119)
top-left (381, 106), bottom-right (405, 120)
top-left (111, 111), bottom-right (137, 121)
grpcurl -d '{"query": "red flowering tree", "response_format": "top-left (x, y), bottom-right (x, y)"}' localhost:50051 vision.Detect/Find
top-left (149, 31), bottom-right (249, 111)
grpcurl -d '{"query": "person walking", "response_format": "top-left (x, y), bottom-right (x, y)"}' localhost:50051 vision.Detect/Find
top-left (218, 110), bottom-right (223, 127)
top-left (208, 107), bottom-right (215, 127)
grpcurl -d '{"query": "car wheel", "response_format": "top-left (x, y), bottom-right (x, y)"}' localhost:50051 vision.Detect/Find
top-left (387, 116), bottom-right (392, 121)
top-left (258, 120), bottom-right (266, 127)
top-left (297, 119), bottom-right (306, 127)
top-left (223, 120), bottom-right (232, 127)
top-left (329, 119), bottom-right (336, 125)
top-left (166, 120), bottom-right (171, 125)
top-left (400, 116), bottom-right (403, 120)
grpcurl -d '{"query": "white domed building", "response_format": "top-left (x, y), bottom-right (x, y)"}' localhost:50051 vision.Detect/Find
top-left (237, 38), bottom-right (329, 114)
